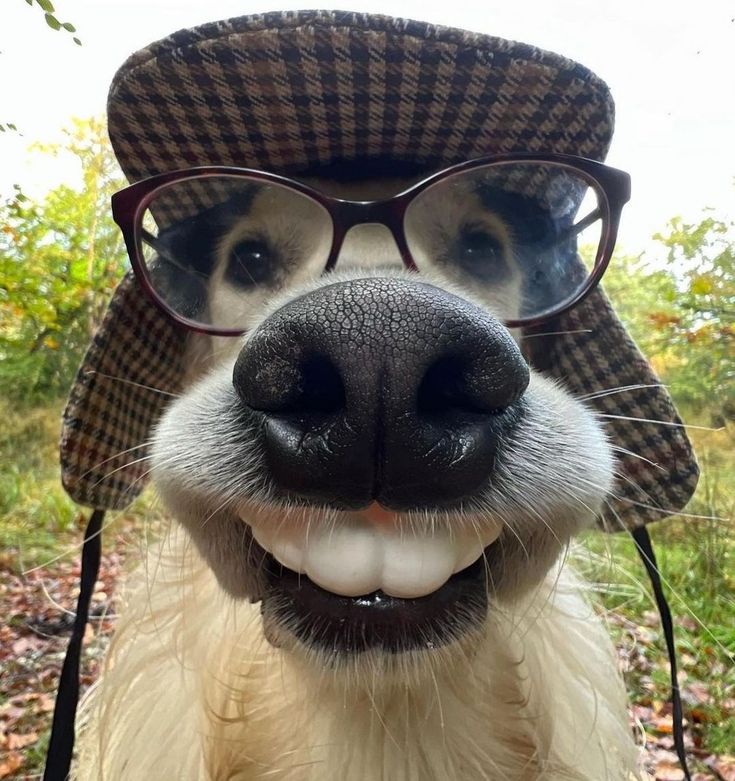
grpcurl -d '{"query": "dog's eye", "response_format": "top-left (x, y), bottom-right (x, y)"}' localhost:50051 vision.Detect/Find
top-left (226, 239), bottom-right (274, 287)
top-left (455, 228), bottom-right (507, 281)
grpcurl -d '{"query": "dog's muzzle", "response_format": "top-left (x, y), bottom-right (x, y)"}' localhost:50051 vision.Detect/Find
top-left (233, 277), bottom-right (529, 510)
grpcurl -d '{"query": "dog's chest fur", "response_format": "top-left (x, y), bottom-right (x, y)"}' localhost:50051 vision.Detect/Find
top-left (77, 533), bottom-right (637, 780)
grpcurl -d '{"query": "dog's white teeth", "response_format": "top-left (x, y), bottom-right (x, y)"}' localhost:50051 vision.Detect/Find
top-left (378, 533), bottom-right (458, 599)
top-left (304, 524), bottom-right (383, 597)
top-left (249, 516), bottom-right (502, 599)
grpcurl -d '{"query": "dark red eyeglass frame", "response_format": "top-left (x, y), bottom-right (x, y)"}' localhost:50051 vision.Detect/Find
top-left (111, 152), bottom-right (631, 336)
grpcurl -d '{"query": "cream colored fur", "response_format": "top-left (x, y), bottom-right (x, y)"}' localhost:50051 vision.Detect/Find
top-left (76, 177), bottom-right (643, 779)
top-left (77, 526), bottom-right (640, 780)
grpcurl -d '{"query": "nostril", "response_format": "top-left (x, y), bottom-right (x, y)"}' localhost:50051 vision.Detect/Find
top-left (234, 343), bottom-right (345, 416)
top-left (417, 356), bottom-right (502, 417)
top-left (294, 355), bottom-right (346, 415)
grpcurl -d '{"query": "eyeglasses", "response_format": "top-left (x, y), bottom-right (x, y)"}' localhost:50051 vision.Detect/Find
top-left (111, 153), bottom-right (631, 335)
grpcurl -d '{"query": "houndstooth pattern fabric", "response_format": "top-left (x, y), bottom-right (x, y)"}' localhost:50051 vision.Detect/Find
top-left (60, 272), bottom-right (184, 510)
top-left (107, 10), bottom-right (615, 182)
top-left (536, 287), bottom-right (699, 529)
top-left (60, 10), bottom-right (698, 528)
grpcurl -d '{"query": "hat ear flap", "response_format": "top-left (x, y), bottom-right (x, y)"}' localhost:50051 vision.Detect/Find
top-left (527, 287), bottom-right (699, 531)
top-left (60, 272), bottom-right (185, 510)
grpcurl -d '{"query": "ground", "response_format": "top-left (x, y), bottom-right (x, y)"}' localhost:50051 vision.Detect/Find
top-left (0, 517), bottom-right (733, 780)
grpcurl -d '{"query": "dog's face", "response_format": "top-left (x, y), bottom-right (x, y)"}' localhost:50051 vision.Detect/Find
top-left (149, 170), bottom-right (614, 667)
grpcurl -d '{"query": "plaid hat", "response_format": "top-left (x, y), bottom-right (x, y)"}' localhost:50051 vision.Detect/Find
top-left (59, 9), bottom-right (698, 530)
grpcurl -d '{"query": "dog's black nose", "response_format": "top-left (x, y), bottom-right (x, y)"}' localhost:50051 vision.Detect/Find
top-left (233, 278), bottom-right (529, 510)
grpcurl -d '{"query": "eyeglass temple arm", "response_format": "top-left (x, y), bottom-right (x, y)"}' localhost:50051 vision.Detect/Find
top-left (537, 206), bottom-right (602, 253)
top-left (139, 227), bottom-right (211, 279)
top-left (141, 227), bottom-right (161, 251)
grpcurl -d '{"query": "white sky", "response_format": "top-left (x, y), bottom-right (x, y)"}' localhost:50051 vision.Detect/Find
top-left (1, 0), bottom-right (734, 255)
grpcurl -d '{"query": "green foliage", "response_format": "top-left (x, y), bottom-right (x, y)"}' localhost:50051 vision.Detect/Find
top-left (0, 400), bottom-right (80, 564)
top-left (604, 213), bottom-right (735, 427)
top-left (581, 470), bottom-right (735, 754)
top-left (594, 211), bottom-right (735, 756)
top-left (651, 215), bottom-right (735, 422)
top-left (0, 117), bottom-right (127, 401)
top-left (22, 0), bottom-right (81, 45)
top-left (0, 398), bottom-right (164, 568)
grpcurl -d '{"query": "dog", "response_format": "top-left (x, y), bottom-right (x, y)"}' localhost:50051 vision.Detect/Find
top-left (78, 180), bottom-right (640, 780)
top-left (56, 11), bottom-right (698, 781)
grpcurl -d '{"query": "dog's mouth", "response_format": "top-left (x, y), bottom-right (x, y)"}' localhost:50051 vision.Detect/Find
top-left (245, 505), bottom-right (500, 654)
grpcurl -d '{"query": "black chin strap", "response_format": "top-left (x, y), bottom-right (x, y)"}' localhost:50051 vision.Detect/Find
top-left (632, 525), bottom-right (692, 781)
top-left (42, 512), bottom-right (691, 779)
top-left (43, 509), bottom-right (104, 781)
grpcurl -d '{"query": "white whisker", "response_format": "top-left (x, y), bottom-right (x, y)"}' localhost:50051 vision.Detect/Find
top-left (578, 383), bottom-right (666, 401)
top-left (521, 328), bottom-right (593, 339)
top-left (598, 412), bottom-right (722, 431)
top-left (604, 501), bottom-right (734, 663)
top-left (78, 441), bottom-right (154, 480)
top-left (89, 454), bottom-right (154, 489)
top-left (84, 369), bottom-right (181, 398)
top-left (612, 495), bottom-right (729, 522)
top-left (22, 513), bottom-right (120, 574)
top-left (609, 444), bottom-right (664, 472)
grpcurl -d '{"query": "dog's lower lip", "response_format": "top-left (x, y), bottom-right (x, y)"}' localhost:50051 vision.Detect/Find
top-left (260, 551), bottom-right (489, 654)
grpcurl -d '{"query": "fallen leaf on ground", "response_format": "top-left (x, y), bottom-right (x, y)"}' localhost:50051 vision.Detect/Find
top-left (707, 755), bottom-right (735, 781)
top-left (0, 753), bottom-right (23, 779)
top-left (5, 731), bottom-right (39, 750)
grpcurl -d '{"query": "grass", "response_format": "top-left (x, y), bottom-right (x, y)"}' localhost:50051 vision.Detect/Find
top-left (1, 397), bottom-right (733, 759)
top-left (0, 400), bottom-right (81, 567)
top-left (578, 426), bottom-right (735, 754)
top-left (580, 523), bottom-right (735, 752)
top-left (0, 398), bottom-right (159, 569)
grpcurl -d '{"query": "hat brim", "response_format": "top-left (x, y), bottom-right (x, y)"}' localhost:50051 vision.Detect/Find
top-left (61, 10), bottom-right (698, 528)
top-left (107, 10), bottom-right (616, 180)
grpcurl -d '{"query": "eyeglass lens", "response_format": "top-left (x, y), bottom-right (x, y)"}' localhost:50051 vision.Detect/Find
top-left (137, 162), bottom-right (604, 331)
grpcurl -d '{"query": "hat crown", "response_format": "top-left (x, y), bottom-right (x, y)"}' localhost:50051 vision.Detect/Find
top-left (108, 9), bottom-right (615, 182)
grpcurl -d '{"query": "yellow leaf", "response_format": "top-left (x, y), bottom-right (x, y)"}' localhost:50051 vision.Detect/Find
top-left (690, 275), bottom-right (713, 295)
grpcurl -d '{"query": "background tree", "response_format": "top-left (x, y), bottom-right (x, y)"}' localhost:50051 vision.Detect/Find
top-left (0, 116), bottom-right (126, 401)
top-left (1, 0), bottom-right (80, 133)
top-left (604, 211), bottom-right (735, 427)
top-left (19, 0), bottom-right (80, 44)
